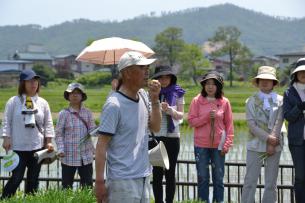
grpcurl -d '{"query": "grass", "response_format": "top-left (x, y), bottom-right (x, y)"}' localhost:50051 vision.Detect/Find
top-left (1, 188), bottom-right (96, 203)
top-left (0, 81), bottom-right (287, 113)
top-left (0, 85), bottom-right (111, 112)
top-left (0, 188), bottom-right (212, 203)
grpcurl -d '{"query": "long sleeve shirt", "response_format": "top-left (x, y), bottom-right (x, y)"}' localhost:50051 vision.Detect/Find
top-left (2, 95), bottom-right (54, 151)
top-left (283, 85), bottom-right (305, 145)
top-left (188, 94), bottom-right (234, 152)
top-left (55, 106), bottom-right (95, 166)
top-left (246, 92), bottom-right (284, 152)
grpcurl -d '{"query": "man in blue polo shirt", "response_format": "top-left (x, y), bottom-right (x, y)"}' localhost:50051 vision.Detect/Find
top-left (95, 51), bottom-right (161, 203)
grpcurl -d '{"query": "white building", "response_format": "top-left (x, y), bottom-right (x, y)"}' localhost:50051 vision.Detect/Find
top-left (276, 52), bottom-right (305, 69)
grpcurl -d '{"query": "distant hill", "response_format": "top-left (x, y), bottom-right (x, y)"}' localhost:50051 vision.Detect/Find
top-left (1, 3), bottom-right (305, 59)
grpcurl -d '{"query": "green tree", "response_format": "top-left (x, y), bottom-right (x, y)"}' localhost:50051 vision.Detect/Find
top-left (86, 38), bottom-right (95, 46)
top-left (233, 46), bottom-right (253, 81)
top-left (32, 64), bottom-right (56, 86)
top-left (154, 27), bottom-right (185, 66)
top-left (209, 26), bottom-right (252, 87)
top-left (178, 44), bottom-right (210, 85)
top-left (76, 71), bottom-right (112, 87)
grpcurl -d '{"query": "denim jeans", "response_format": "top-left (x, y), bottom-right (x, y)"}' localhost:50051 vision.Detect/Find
top-left (289, 142), bottom-right (305, 203)
top-left (194, 147), bottom-right (225, 203)
top-left (61, 163), bottom-right (93, 189)
top-left (1, 149), bottom-right (42, 199)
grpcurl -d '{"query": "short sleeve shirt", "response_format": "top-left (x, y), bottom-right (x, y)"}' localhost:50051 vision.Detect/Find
top-left (98, 89), bottom-right (151, 180)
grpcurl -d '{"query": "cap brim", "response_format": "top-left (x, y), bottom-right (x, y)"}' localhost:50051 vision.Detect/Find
top-left (200, 76), bottom-right (223, 86)
top-left (119, 58), bottom-right (156, 72)
top-left (22, 75), bottom-right (40, 81)
top-left (135, 58), bottom-right (156, 66)
top-left (252, 75), bottom-right (278, 86)
top-left (292, 65), bottom-right (305, 75)
top-left (152, 71), bottom-right (176, 79)
top-left (64, 89), bottom-right (87, 101)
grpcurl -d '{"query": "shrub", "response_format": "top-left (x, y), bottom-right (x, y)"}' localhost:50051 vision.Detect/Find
top-left (76, 71), bottom-right (112, 87)
top-left (47, 78), bottom-right (73, 88)
top-left (33, 64), bottom-right (56, 86)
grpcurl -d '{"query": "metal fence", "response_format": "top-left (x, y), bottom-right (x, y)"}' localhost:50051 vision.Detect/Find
top-left (175, 160), bottom-right (294, 202)
top-left (0, 157), bottom-right (295, 202)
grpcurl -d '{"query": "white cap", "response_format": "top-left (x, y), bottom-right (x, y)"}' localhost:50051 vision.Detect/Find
top-left (117, 51), bottom-right (156, 72)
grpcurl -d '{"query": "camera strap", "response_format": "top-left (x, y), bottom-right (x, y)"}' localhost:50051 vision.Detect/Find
top-left (138, 91), bottom-right (156, 139)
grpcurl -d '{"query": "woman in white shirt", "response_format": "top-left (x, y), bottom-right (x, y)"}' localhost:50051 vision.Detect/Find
top-left (1, 69), bottom-right (54, 199)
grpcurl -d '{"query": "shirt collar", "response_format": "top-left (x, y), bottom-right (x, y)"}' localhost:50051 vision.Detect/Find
top-left (22, 94), bottom-right (38, 101)
top-left (68, 104), bottom-right (84, 113)
top-left (199, 95), bottom-right (222, 106)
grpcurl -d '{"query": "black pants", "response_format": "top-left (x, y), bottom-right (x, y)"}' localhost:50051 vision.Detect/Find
top-left (152, 137), bottom-right (180, 203)
top-left (289, 141), bottom-right (305, 203)
top-left (1, 149), bottom-right (42, 199)
top-left (61, 162), bottom-right (93, 189)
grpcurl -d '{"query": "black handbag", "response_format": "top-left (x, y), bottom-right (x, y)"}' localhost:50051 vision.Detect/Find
top-left (148, 134), bottom-right (159, 150)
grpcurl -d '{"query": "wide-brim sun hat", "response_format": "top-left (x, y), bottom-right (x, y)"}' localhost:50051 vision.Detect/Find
top-left (291, 57), bottom-right (305, 75)
top-left (200, 71), bottom-right (224, 88)
top-left (117, 51), bottom-right (156, 72)
top-left (151, 65), bottom-right (177, 84)
top-left (19, 69), bottom-right (40, 81)
top-left (64, 83), bottom-right (87, 101)
top-left (252, 66), bottom-right (278, 86)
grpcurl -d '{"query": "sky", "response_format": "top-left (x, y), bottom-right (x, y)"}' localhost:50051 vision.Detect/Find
top-left (0, 0), bottom-right (304, 27)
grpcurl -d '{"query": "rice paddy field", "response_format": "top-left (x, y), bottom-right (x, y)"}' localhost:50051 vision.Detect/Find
top-left (0, 81), bottom-right (287, 113)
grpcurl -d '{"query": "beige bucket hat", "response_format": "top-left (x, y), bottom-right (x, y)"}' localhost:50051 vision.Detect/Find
top-left (252, 66), bottom-right (278, 86)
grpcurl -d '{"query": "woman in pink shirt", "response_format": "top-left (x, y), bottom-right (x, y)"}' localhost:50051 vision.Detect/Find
top-left (188, 71), bottom-right (234, 203)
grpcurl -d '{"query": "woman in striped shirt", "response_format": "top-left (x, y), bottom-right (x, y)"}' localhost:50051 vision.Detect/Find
top-left (151, 65), bottom-right (185, 203)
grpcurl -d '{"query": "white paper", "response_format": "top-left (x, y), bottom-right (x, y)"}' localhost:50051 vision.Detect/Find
top-left (218, 130), bottom-right (226, 150)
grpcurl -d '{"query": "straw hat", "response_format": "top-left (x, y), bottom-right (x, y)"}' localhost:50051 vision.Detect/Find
top-left (252, 66), bottom-right (278, 86)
